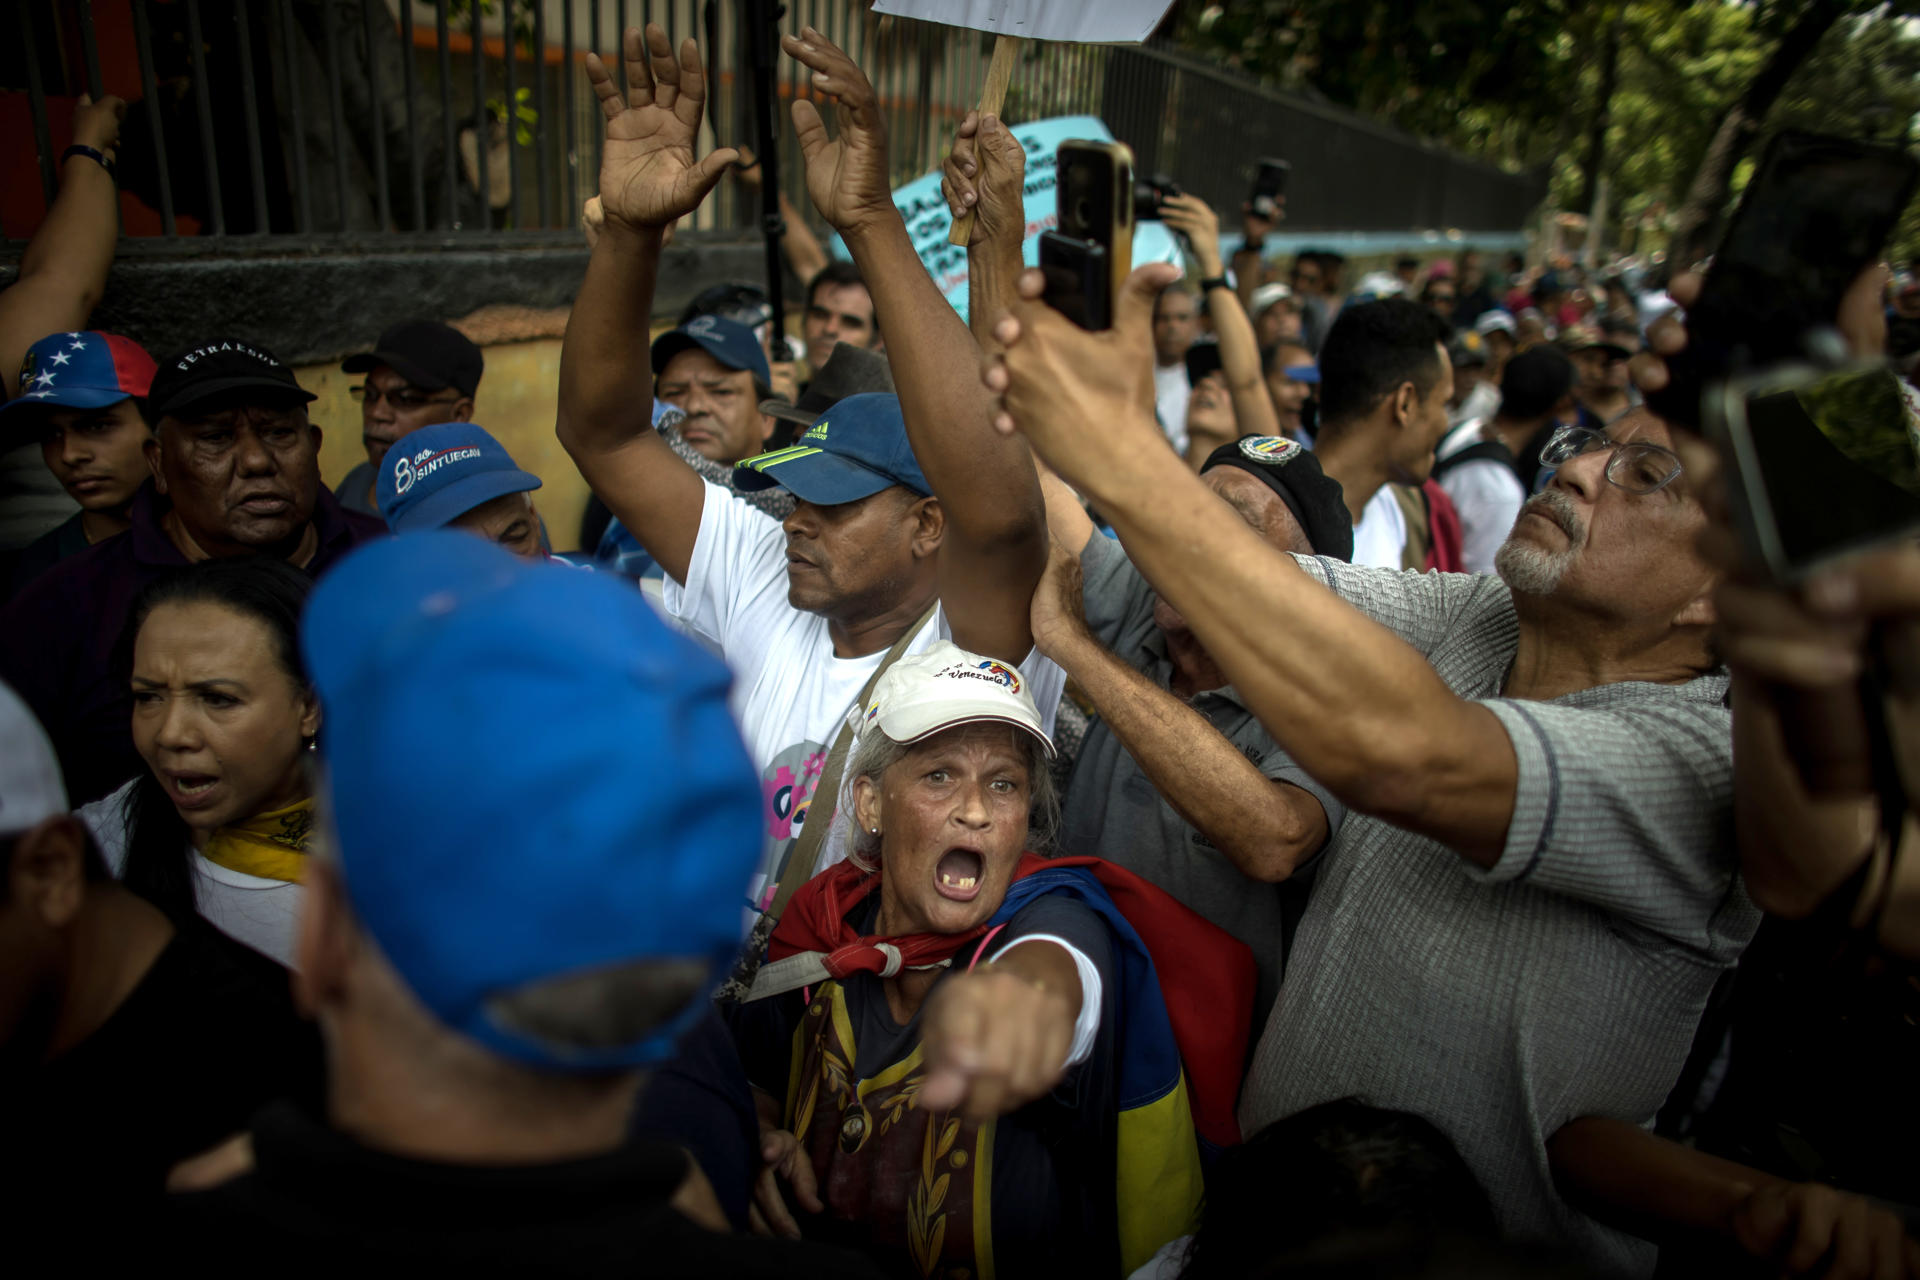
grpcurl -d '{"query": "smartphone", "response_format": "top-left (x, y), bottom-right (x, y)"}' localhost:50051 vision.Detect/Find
top-left (1707, 362), bottom-right (1920, 581)
top-left (1649, 131), bottom-right (1919, 427)
top-left (1040, 140), bottom-right (1135, 331)
top-left (1250, 158), bottom-right (1290, 221)
top-left (1133, 173), bottom-right (1182, 222)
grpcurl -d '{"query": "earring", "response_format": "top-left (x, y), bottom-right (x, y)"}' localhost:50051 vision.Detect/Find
top-left (871, 827), bottom-right (880, 835)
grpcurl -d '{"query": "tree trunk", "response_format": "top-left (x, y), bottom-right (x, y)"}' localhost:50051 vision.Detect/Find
top-left (1578, 10), bottom-right (1623, 217)
top-left (1666, 0), bottom-right (1849, 267)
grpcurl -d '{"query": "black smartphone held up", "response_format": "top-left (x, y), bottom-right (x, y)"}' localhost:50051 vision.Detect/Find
top-left (1707, 363), bottom-right (1920, 581)
top-left (1040, 140), bottom-right (1135, 331)
top-left (1649, 131), bottom-right (1919, 427)
top-left (1250, 158), bottom-right (1290, 221)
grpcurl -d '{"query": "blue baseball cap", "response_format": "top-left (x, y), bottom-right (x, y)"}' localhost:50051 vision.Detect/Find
top-left (2, 331), bottom-right (156, 422)
top-left (302, 533), bottom-right (762, 1071)
top-left (649, 314), bottom-right (772, 388)
top-left (376, 421), bottom-right (542, 531)
top-left (1279, 362), bottom-right (1320, 384)
top-left (732, 392), bottom-right (930, 504)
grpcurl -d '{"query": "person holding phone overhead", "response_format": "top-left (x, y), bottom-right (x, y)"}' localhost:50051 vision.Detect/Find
top-left (980, 245), bottom-right (1754, 1271)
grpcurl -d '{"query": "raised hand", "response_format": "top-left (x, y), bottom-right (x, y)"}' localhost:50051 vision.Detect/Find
top-left (942, 111), bottom-right (1027, 250)
top-left (780, 27), bottom-right (897, 239)
top-left (1160, 193), bottom-right (1224, 278)
top-left (71, 93), bottom-right (127, 162)
top-left (585, 24), bottom-right (737, 234)
top-left (982, 262), bottom-right (1183, 492)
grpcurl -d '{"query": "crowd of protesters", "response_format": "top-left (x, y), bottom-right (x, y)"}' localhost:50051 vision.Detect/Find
top-left (2, 22), bottom-right (1919, 1280)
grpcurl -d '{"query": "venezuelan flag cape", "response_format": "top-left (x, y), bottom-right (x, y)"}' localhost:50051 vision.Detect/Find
top-left (985, 855), bottom-right (1254, 1272)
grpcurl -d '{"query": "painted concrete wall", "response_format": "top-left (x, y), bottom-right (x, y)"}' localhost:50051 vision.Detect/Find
top-left (299, 336), bottom-right (595, 552)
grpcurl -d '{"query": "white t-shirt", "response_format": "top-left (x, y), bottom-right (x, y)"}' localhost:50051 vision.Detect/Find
top-left (664, 482), bottom-right (1067, 917)
top-left (1153, 362), bottom-right (1190, 455)
top-left (80, 779), bottom-right (303, 967)
top-left (1350, 484), bottom-right (1409, 571)
top-left (1435, 420), bottom-right (1526, 575)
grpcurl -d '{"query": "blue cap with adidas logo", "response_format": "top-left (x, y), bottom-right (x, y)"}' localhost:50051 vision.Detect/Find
top-left (732, 392), bottom-right (930, 504)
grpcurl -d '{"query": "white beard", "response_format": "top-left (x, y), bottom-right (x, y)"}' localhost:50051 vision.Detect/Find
top-left (1495, 489), bottom-right (1584, 596)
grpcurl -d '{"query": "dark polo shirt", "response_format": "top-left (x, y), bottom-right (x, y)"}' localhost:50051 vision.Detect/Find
top-left (0, 482), bottom-right (383, 805)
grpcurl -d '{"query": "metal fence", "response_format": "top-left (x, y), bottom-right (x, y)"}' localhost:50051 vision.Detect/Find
top-left (3, 0), bottom-right (1544, 249)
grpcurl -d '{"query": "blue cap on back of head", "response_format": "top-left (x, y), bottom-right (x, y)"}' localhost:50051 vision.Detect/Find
top-left (301, 534), bottom-right (762, 1071)
top-left (730, 392), bottom-right (929, 504)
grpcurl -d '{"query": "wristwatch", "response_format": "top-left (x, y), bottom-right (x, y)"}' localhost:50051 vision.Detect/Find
top-left (1199, 274), bottom-right (1230, 293)
top-left (62, 144), bottom-right (113, 176)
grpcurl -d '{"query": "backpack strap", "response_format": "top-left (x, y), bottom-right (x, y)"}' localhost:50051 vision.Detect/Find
top-left (1431, 438), bottom-right (1517, 481)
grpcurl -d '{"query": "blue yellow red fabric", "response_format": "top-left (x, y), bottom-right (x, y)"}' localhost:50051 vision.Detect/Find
top-left (768, 851), bottom-right (1256, 1272)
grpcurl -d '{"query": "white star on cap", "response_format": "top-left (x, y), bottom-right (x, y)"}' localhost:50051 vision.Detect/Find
top-left (34, 370), bottom-right (57, 388)
top-left (27, 389), bottom-right (53, 399)
top-left (68, 339), bottom-right (86, 352)
top-left (47, 350), bottom-right (71, 366)
top-left (65, 331), bottom-right (83, 340)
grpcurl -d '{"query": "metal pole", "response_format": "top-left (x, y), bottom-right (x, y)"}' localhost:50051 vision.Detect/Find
top-left (184, 0), bottom-right (228, 235)
top-left (132, 0), bottom-right (179, 234)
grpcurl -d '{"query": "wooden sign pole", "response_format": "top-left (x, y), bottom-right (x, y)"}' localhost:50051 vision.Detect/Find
top-left (946, 34), bottom-right (1021, 247)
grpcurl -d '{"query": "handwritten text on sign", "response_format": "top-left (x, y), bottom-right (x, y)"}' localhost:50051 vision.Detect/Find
top-left (830, 115), bottom-right (1183, 324)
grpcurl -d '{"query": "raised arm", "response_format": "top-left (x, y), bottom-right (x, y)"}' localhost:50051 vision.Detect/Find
top-left (944, 110), bottom-right (1028, 358)
top-left (1714, 548), bottom-right (1920, 957)
top-left (783, 29), bottom-right (1046, 664)
top-left (985, 265), bottom-right (1518, 865)
top-left (557, 26), bottom-right (737, 584)
top-left (1030, 540), bottom-right (1329, 879)
top-left (0, 95), bottom-right (125, 398)
top-left (1160, 194), bottom-right (1279, 448)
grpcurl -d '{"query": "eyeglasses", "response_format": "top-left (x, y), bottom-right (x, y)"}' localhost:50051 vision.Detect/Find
top-left (1539, 424), bottom-right (1683, 495)
top-left (350, 384), bottom-right (460, 411)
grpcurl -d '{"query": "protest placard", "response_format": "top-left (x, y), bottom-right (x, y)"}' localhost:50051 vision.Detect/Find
top-left (830, 115), bottom-right (1184, 323)
top-left (871, 0), bottom-right (1177, 44)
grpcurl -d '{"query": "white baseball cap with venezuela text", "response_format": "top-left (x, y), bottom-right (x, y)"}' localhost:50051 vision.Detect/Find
top-left (857, 640), bottom-right (1054, 757)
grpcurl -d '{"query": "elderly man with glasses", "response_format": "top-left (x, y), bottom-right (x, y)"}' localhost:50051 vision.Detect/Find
top-left (986, 259), bottom-right (1755, 1273)
top-left (337, 320), bottom-right (484, 517)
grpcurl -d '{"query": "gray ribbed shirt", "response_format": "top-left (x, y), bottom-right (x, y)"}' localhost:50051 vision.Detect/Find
top-left (1236, 559), bottom-right (1759, 1278)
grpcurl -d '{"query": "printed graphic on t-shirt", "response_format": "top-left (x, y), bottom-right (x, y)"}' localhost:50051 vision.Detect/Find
top-left (753, 739), bottom-right (831, 910)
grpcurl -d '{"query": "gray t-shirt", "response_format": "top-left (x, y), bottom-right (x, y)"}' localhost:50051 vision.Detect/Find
top-left (1059, 532), bottom-right (1346, 1044)
top-left (1236, 558), bottom-right (1757, 1279)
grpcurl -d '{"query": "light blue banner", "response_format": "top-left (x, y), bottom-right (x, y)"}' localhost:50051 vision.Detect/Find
top-left (829, 114), bottom-right (1184, 324)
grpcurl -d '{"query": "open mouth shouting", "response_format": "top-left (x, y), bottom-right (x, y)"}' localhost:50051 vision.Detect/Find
top-left (935, 847), bottom-right (984, 902)
top-left (164, 770), bottom-right (222, 811)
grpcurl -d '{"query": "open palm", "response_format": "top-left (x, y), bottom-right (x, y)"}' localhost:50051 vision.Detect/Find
top-left (781, 28), bottom-right (897, 238)
top-left (588, 24), bottom-right (736, 232)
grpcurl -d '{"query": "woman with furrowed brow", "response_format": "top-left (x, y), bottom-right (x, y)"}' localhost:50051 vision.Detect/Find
top-left (80, 557), bottom-right (318, 967)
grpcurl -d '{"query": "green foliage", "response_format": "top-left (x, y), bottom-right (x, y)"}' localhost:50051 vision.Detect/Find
top-left (1175, 0), bottom-right (1920, 256)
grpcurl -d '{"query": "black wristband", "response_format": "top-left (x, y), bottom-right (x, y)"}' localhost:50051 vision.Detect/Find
top-left (63, 144), bottom-right (113, 176)
top-left (1241, 237), bottom-right (1264, 254)
top-left (1199, 274), bottom-right (1230, 293)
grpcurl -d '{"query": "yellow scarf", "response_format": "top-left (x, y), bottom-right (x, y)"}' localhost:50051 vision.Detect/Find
top-left (200, 798), bottom-right (315, 884)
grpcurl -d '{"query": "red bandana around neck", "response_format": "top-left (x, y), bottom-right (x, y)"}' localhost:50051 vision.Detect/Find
top-left (768, 852), bottom-right (1052, 982)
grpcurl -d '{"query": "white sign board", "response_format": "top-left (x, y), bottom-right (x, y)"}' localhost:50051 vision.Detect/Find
top-left (872, 0), bottom-right (1177, 45)
top-left (829, 115), bottom-right (1184, 324)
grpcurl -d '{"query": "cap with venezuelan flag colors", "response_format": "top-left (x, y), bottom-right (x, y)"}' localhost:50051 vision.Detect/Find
top-left (3, 331), bottom-right (156, 421)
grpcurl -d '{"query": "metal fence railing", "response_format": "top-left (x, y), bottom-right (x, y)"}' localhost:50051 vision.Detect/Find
top-left (3, 1), bottom-right (1543, 249)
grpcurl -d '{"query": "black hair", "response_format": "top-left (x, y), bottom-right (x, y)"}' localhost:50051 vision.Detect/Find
top-left (1177, 1099), bottom-right (1497, 1280)
top-left (1315, 299), bottom-right (1452, 431)
top-left (805, 260), bottom-right (879, 333)
top-left (1395, 255), bottom-right (1421, 273)
top-left (119, 557), bottom-right (314, 921)
top-left (1497, 346), bottom-right (1577, 420)
top-left (1597, 314), bottom-right (1639, 341)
